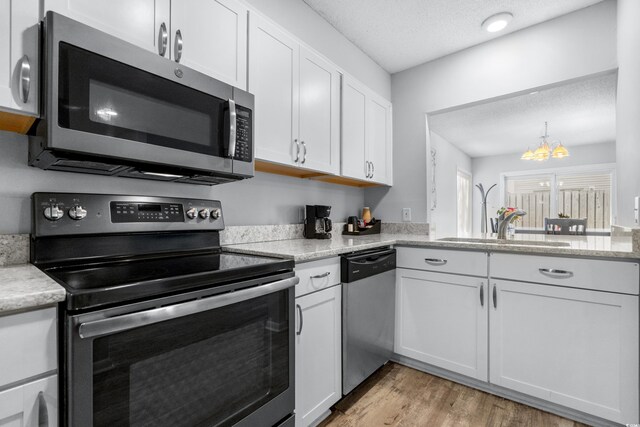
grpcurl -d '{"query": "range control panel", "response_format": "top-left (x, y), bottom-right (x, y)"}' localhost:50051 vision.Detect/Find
top-left (32, 193), bottom-right (225, 237)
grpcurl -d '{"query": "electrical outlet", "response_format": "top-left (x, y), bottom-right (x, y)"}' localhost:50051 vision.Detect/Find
top-left (402, 208), bottom-right (411, 222)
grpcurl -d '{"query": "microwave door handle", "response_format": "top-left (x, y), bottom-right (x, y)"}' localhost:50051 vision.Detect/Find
top-left (228, 99), bottom-right (237, 158)
top-left (78, 276), bottom-right (299, 339)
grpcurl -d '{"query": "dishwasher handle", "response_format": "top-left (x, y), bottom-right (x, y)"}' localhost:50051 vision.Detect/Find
top-left (341, 248), bottom-right (396, 283)
top-left (349, 253), bottom-right (394, 265)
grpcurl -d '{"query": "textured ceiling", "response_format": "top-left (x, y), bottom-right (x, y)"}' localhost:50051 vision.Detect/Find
top-left (427, 73), bottom-right (617, 158)
top-left (302, 0), bottom-right (604, 73)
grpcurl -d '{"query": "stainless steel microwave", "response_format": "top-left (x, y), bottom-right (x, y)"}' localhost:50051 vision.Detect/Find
top-left (29, 12), bottom-right (254, 185)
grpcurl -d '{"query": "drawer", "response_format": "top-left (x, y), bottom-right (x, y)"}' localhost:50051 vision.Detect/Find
top-left (491, 253), bottom-right (640, 294)
top-left (0, 307), bottom-right (57, 388)
top-left (295, 257), bottom-right (341, 297)
top-left (396, 247), bottom-right (488, 277)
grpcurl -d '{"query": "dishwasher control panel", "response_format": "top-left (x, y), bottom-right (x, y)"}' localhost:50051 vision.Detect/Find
top-left (341, 247), bottom-right (396, 283)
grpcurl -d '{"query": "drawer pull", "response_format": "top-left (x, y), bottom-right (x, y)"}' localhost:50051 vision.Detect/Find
top-left (310, 271), bottom-right (331, 279)
top-left (425, 258), bottom-right (447, 266)
top-left (539, 268), bottom-right (574, 279)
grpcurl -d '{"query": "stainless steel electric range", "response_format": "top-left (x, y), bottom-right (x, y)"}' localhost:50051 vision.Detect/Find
top-left (31, 193), bottom-right (297, 427)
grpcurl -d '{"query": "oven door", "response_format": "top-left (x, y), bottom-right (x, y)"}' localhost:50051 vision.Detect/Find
top-left (65, 275), bottom-right (297, 427)
top-left (42, 12), bottom-right (254, 177)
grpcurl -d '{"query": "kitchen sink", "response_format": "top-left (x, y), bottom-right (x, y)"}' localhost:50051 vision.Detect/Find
top-left (437, 237), bottom-right (571, 247)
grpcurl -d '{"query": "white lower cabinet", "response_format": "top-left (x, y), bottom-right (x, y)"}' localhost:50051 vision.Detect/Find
top-left (295, 285), bottom-right (341, 427)
top-left (489, 279), bottom-right (639, 423)
top-left (0, 374), bottom-right (58, 427)
top-left (395, 268), bottom-right (488, 381)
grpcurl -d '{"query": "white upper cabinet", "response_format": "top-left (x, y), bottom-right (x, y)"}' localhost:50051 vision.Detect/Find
top-left (298, 46), bottom-right (340, 175)
top-left (249, 14), bottom-right (299, 167)
top-left (44, 0), bottom-right (170, 55)
top-left (44, 0), bottom-right (247, 89)
top-left (0, 0), bottom-right (39, 115)
top-left (170, 0), bottom-right (247, 89)
top-left (341, 76), bottom-right (368, 180)
top-left (367, 92), bottom-right (392, 185)
top-left (341, 74), bottom-right (393, 185)
top-left (249, 13), bottom-right (340, 175)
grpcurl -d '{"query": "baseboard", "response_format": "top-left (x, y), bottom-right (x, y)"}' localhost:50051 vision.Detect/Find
top-left (391, 354), bottom-right (624, 427)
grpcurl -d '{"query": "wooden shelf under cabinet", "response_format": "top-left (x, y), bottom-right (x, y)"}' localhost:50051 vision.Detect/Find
top-left (255, 160), bottom-right (382, 188)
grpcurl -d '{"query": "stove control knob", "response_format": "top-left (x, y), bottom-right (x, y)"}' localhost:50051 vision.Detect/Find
top-left (43, 204), bottom-right (64, 221)
top-left (198, 208), bottom-right (210, 219)
top-left (210, 208), bottom-right (221, 220)
top-left (186, 207), bottom-right (197, 219)
top-left (68, 205), bottom-right (87, 220)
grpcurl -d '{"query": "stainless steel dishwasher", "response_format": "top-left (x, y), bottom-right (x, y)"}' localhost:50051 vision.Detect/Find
top-left (341, 247), bottom-right (396, 395)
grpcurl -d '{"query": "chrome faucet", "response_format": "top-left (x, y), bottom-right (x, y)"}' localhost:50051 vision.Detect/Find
top-left (497, 209), bottom-right (526, 239)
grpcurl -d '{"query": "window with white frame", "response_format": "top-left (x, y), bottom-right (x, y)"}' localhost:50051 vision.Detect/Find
top-left (457, 169), bottom-right (472, 237)
top-left (501, 165), bottom-right (615, 231)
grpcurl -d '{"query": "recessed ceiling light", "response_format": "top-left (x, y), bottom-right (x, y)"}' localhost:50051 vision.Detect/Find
top-left (482, 12), bottom-right (513, 33)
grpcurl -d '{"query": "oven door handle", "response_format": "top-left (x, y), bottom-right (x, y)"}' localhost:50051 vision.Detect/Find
top-left (77, 276), bottom-right (299, 339)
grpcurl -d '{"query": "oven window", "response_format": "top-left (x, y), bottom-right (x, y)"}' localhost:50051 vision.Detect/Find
top-left (91, 290), bottom-right (290, 427)
top-left (58, 42), bottom-right (227, 157)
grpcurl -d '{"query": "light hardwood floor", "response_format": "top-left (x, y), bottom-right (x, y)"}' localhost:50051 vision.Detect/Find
top-left (319, 363), bottom-right (589, 427)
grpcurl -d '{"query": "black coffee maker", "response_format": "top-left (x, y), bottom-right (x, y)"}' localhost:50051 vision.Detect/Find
top-left (304, 205), bottom-right (332, 239)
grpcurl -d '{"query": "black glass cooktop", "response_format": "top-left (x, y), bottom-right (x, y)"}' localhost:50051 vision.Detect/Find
top-left (43, 251), bottom-right (294, 311)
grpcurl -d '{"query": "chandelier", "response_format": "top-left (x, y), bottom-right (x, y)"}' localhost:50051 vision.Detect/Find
top-left (521, 121), bottom-right (570, 161)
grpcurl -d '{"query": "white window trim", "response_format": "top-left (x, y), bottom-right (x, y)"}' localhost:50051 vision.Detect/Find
top-left (499, 163), bottom-right (617, 227)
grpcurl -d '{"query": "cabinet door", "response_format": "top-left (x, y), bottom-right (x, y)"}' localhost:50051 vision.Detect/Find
top-left (295, 286), bottom-right (341, 427)
top-left (171, 0), bottom-right (247, 89)
top-left (341, 75), bottom-right (368, 180)
top-left (490, 279), bottom-right (639, 423)
top-left (367, 94), bottom-right (392, 185)
top-left (44, 0), bottom-right (170, 55)
top-left (0, 0), bottom-right (39, 115)
top-left (298, 46), bottom-right (340, 175)
top-left (249, 14), bottom-right (299, 167)
top-left (395, 268), bottom-right (488, 381)
top-left (0, 375), bottom-right (58, 427)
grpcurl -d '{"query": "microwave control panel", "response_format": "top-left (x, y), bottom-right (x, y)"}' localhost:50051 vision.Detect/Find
top-left (234, 107), bottom-right (252, 162)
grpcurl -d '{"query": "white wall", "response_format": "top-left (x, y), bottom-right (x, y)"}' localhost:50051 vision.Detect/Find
top-left (616, 0), bottom-right (640, 226)
top-left (243, 0), bottom-right (390, 99)
top-left (429, 132), bottom-right (471, 237)
top-left (0, 132), bottom-right (365, 234)
top-left (471, 142), bottom-right (616, 233)
top-left (365, 0), bottom-right (617, 224)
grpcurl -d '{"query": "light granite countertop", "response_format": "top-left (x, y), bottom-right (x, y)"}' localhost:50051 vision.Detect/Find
top-left (223, 232), bottom-right (640, 262)
top-left (0, 264), bottom-right (66, 315)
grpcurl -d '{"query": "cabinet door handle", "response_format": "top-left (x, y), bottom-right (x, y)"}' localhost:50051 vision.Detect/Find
top-left (301, 141), bottom-right (307, 164)
top-left (158, 22), bottom-right (168, 57)
top-left (294, 139), bottom-right (300, 163)
top-left (539, 268), bottom-right (573, 279)
top-left (480, 283), bottom-right (484, 307)
top-left (370, 161), bottom-right (374, 178)
top-left (492, 284), bottom-right (497, 309)
top-left (310, 271), bottom-right (330, 279)
top-left (19, 55), bottom-right (31, 103)
top-left (424, 258), bottom-right (447, 266)
top-left (296, 304), bottom-right (303, 335)
top-left (174, 29), bottom-right (183, 63)
top-left (37, 391), bottom-right (49, 427)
